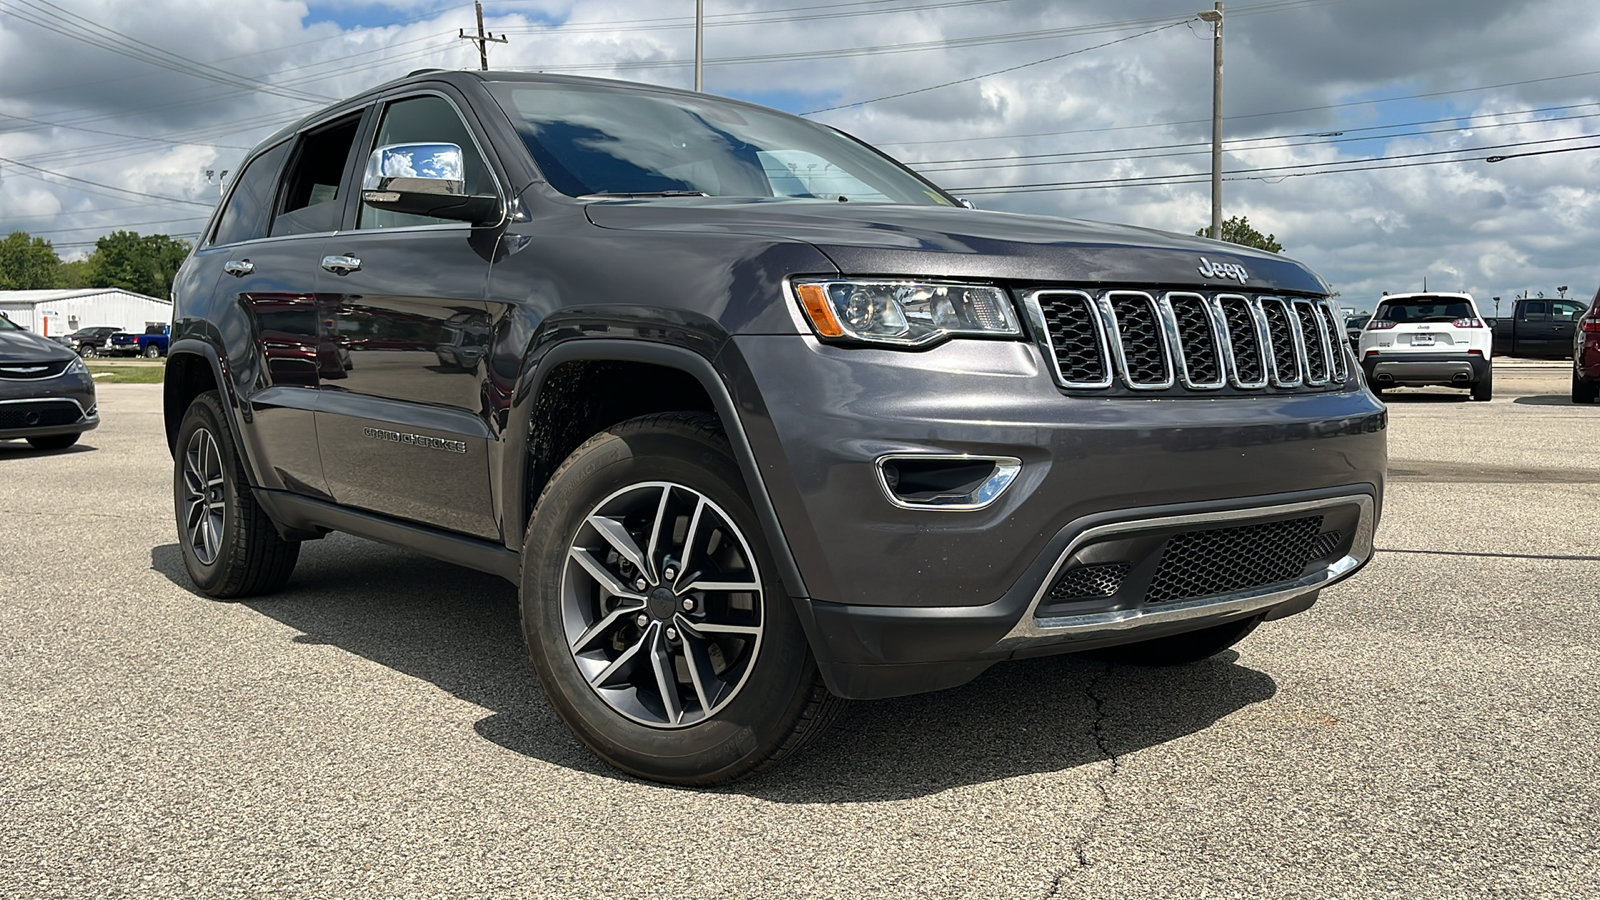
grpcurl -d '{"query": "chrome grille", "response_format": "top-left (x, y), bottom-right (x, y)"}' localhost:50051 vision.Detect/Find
top-left (1026, 290), bottom-right (1348, 394)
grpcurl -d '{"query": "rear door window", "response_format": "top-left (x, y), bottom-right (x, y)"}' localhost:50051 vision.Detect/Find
top-left (272, 114), bottom-right (364, 238)
top-left (211, 141), bottom-right (289, 246)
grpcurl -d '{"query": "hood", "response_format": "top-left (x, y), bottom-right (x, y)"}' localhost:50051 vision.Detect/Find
top-left (0, 328), bottom-right (78, 364)
top-left (584, 198), bottom-right (1327, 295)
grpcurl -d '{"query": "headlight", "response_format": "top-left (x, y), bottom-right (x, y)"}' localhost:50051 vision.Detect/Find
top-left (793, 279), bottom-right (1021, 347)
top-left (66, 356), bottom-right (88, 375)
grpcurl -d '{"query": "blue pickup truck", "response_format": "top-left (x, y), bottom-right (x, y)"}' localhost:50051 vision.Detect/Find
top-left (108, 324), bottom-right (170, 358)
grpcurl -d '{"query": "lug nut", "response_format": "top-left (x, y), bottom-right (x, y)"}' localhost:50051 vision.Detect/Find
top-left (634, 578), bottom-right (648, 592)
top-left (663, 566), bottom-right (677, 581)
top-left (665, 627), bottom-right (679, 642)
top-left (681, 597), bottom-right (695, 612)
top-left (635, 614), bottom-right (650, 628)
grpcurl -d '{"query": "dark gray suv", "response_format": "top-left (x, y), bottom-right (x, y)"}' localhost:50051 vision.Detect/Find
top-left (165, 70), bottom-right (1387, 784)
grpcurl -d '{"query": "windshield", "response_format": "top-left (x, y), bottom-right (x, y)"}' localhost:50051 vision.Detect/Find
top-left (1374, 297), bottom-right (1474, 323)
top-left (486, 81), bottom-right (953, 205)
top-left (0, 315), bottom-right (21, 332)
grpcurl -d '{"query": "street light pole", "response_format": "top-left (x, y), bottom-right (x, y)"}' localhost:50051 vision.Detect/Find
top-left (1198, 3), bottom-right (1224, 240)
top-left (694, 0), bottom-right (705, 92)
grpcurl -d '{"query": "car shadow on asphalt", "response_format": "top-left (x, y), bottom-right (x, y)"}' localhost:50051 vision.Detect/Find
top-left (151, 536), bottom-right (1278, 800)
top-left (0, 441), bottom-right (97, 456)
top-left (1512, 394), bottom-right (1589, 406)
top-left (1375, 392), bottom-right (1469, 403)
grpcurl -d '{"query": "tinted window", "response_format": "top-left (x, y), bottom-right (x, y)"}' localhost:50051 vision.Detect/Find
top-left (485, 81), bottom-right (952, 205)
top-left (212, 141), bottom-right (289, 246)
top-left (273, 115), bottom-right (362, 237)
top-left (1374, 298), bottom-right (1475, 323)
top-left (1554, 301), bottom-right (1585, 319)
top-left (358, 95), bottom-right (492, 230)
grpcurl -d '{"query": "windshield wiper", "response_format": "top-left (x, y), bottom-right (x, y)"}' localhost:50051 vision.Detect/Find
top-left (581, 190), bottom-right (710, 199)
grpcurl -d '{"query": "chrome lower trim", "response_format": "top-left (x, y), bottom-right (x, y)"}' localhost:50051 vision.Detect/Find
top-left (993, 494), bottom-right (1375, 649)
top-left (0, 396), bottom-right (89, 417)
top-left (874, 454), bottom-right (1023, 512)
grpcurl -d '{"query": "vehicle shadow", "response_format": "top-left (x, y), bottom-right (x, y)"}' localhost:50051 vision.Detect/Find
top-left (1376, 391), bottom-right (1468, 403)
top-left (0, 440), bottom-right (97, 457)
top-left (151, 536), bottom-right (1278, 800)
top-left (1512, 395), bottom-right (1588, 406)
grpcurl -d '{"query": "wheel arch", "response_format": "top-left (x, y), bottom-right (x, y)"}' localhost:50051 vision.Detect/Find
top-left (164, 340), bottom-right (247, 469)
top-left (504, 339), bottom-right (809, 601)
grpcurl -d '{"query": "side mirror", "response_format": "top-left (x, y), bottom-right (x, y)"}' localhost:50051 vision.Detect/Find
top-left (361, 142), bottom-right (499, 223)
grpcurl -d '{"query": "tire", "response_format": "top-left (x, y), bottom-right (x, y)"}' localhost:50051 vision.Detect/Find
top-left (1574, 370), bottom-right (1598, 404)
top-left (79, 344), bottom-right (97, 358)
top-left (1470, 369), bottom-right (1493, 402)
top-left (1089, 616), bottom-right (1263, 667)
top-left (144, 344), bottom-right (162, 359)
top-left (173, 391), bottom-right (299, 598)
top-left (26, 433), bottom-right (79, 451)
top-left (520, 412), bottom-right (845, 785)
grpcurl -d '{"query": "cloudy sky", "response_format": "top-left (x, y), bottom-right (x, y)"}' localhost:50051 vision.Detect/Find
top-left (2, 0), bottom-right (1597, 311)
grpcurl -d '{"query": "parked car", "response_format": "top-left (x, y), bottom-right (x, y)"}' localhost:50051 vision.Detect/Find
top-left (1490, 297), bottom-right (1584, 359)
top-left (164, 70), bottom-right (1387, 785)
top-left (1359, 292), bottom-right (1493, 400)
top-left (1344, 314), bottom-right (1369, 348)
top-left (0, 313), bottom-right (99, 450)
top-left (1572, 286), bottom-right (1600, 403)
top-left (67, 326), bottom-right (121, 357)
top-left (109, 324), bottom-right (171, 358)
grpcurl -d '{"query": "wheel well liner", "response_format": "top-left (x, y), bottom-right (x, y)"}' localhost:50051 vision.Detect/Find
top-left (163, 344), bottom-right (224, 457)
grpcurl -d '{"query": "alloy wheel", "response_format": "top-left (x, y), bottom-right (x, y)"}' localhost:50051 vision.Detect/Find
top-left (561, 481), bottom-right (764, 728)
top-left (182, 428), bottom-right (227, 565)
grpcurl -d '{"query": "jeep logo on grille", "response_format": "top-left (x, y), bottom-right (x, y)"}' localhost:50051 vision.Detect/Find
top-left (1198, 257), bottom-right (1250, 284)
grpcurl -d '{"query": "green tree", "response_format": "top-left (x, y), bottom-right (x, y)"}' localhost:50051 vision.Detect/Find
top-left (88, 231), bottom-right (192, 299)
top-left (0, 231), bottom-right (63, 289)
top-left (1196, 215), bottom-right (1283, 253)
top-left (56, 258), bottom-right (94, 288)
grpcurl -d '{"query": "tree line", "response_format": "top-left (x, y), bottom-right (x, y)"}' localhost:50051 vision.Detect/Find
top-left (0, 230), bottom-right (192, 300)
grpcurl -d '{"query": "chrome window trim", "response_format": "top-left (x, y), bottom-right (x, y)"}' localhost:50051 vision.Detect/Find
top-left (1022, 289), bottom-right (1113, 390)
top-left (1256, 296), bottom-right (1304, 388)
top-left (1214, 293), bottom-right (1272, 390)
top-left (873, 454), bottom-right (1024, 512)
top-left (994, 493), bottom-right (1375, 649)
top-left (1160, 291), bottom-right (1226, 391)
top-left (1100, 290), bottom-right (1175, 391)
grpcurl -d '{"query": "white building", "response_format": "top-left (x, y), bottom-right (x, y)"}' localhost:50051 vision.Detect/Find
top-left (0, 288), bottom-right (171, 338)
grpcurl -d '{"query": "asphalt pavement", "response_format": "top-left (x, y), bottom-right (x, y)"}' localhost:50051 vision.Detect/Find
top-left (1, 372), bottom-right (1596, 898)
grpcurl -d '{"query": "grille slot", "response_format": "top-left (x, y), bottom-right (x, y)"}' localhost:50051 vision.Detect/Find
top-left (1315, 302), bottom-right (1350, 382)
top-left (1146, 515), bottom-right (1324, 604)
top-left (1217, 294), bottom-right (1267, 387)
top-left (1107, 291), bottom-right (1172, 388)
top-left (1167, 293), bottom-right (1224, 388)
top-left (1047, 562), bottom-right (1130, 601)
top-left (1293, 300), bottom-right (1330, 385)
top-left (1310, 529), bottom-right (1344, 561)
top-left (1257, 297), bottom-right (1303, 387)
top-left (1032, 291), bottom-right (1111, 388)
top-left (0, 400), bottom-right (84, 429)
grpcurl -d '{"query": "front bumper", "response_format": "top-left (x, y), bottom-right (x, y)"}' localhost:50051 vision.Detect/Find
top-left (724, 335), bottom-right (1388, 699)
top-left (0, 373), bottom-right (99, 441)
top-left (1361, 351), bottom-right (1489, 387)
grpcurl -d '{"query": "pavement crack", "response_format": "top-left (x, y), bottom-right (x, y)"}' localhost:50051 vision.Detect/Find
top-left (1045, 662), bottom-right (1119, 899)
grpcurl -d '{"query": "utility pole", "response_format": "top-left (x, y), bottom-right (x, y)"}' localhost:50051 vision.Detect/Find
top-left (458, 1), bottom-right (507, 72)
top-left (1197, 3), bottom-right (1224, 240)
top-left (694, 0), bottom-right (705, 91)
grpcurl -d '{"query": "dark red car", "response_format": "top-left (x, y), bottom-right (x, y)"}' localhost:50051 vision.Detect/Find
top-left (1574, 286), bottom-right (1600, 403)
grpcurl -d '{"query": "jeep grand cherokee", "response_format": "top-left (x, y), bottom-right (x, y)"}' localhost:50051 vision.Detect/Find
top-left (165, 70), bottom-right (1387, 784)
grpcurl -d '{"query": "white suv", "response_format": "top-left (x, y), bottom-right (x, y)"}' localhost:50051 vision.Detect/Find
top-left (1358, 292), bottom-right (1494, 401)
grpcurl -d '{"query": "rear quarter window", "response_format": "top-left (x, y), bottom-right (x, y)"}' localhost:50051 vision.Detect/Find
top-left (211, 141), bottom-right (289, 246)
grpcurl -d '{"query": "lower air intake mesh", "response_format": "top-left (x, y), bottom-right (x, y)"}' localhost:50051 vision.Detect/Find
top-left (1146, 515), bottom-right (1324, 604)
top-left (1047, 562), bottom-right (1130, 600)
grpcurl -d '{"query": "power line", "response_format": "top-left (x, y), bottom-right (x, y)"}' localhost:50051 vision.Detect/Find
top-left (497, 0), bottom-right (1021, 36)
top-left (952, 132), bottom-right (1600, 195)
top-left (0, 155), bottom-right (215, 207)
top-left (800, 20), bottom-right (1189, 116)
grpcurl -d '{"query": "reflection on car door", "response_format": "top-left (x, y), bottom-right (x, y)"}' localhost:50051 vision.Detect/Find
top-left (312, 91), bottom-right (501, 540)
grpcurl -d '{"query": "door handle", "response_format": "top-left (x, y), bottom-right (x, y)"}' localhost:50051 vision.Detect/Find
top-left (223, 259), bottom-right (254, 277)
top-left (321, 255), bottom-right (362, 275)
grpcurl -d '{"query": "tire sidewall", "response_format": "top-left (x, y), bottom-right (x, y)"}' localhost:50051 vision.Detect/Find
top-left (520, 420), bottom-right (813, 783)
top-left (173, 393), bottom-right (239, 595)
